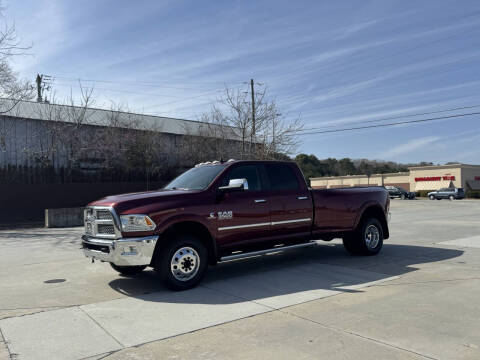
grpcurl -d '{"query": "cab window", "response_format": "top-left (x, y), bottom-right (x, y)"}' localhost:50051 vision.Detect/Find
top-left (221, 165), bottom-right (262, 191)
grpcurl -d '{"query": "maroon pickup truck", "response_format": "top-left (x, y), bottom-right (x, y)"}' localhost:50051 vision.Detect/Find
top-left (82, 160), bottom-right (390, 290)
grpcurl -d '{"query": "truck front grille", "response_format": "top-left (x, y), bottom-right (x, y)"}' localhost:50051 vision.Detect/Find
top-left (96, 210), bottom-right (113, 220)
top-left (84, 207), bottom-right (119, 239)
top-left (97, 224), bottom-right (115, 235)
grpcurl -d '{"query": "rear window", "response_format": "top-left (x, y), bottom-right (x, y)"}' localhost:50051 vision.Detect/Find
top-left (265, 163), bottom-right (299, 191)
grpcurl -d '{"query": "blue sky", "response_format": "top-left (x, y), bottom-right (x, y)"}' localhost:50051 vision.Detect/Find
top-left (6, 0), bottom-right (480, 164)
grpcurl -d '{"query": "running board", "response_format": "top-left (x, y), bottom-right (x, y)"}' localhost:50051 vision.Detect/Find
top-left (219, 241), bottom-right (317, 262)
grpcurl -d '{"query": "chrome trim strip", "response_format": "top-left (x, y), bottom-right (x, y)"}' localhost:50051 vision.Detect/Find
top-left (297, 196), bottom-right (309, 200)
top-left (220, 241), bottom-right (317, 262)
top-left (271, 218), bottom-right (311, 226)
top-left (218, 218), bottom-right (311, 231)
top-left (218, 222), bottom-right (271, 231)
top-left (82, 235), bottom-right (157, 244)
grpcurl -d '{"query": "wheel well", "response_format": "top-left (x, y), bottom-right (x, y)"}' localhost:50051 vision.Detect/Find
top-left (358, 206), bottom-right (389, 239)
top-left (153, 221), bottom-right (218, 266)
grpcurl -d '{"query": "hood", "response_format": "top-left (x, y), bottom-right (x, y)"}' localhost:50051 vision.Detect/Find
top-left (89, 189), bottom-right (203, 214)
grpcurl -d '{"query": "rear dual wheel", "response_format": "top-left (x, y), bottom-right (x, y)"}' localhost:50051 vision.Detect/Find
top-left (343, 217), bottom-right (383, 256)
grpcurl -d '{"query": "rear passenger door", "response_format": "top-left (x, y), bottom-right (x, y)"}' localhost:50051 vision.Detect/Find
top-left (265, 163), bottom-right (313, 241)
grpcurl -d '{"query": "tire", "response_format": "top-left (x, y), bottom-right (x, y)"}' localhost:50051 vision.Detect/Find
top-left (155, 234), bottom-right (208, 291)
top-left (343, 217), bottom-right (383, 256)
top-left (429, 195), bottom-right (435, 200)
top-left (342, 234), bottom-right (362, 255)
top-left (449, 195), bottom-right (454, 201)
top-left (110, 263), bottom-right (146, 276)
top-left (401, 194), bottom-right (406, 200)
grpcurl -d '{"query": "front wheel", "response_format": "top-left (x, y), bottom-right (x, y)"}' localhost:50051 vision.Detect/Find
top-left (429, 195), bottom-right (435, 200)
top-left (155, 234), bottom-right (208, 291)
top-left (343, 218), bottom-right (384, 256)
top-left (401, 194), bottom-right (406, 200)
top-left (449, 195), bottom-right (455, 201)
top-left (110, 263), bottom-right (146, 276)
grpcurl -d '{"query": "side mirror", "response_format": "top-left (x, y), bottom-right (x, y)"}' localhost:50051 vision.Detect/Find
top-left (218, 178), bottom-right (249, 192)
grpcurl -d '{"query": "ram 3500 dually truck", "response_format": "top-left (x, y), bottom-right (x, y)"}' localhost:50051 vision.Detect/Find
top-left (82, 160), bottom-right (390, 290)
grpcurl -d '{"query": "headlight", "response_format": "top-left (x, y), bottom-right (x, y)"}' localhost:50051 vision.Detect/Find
top-left (120, 214), bottom-right (156, 232)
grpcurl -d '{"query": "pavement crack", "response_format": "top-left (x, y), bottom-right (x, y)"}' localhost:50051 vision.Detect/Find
top-left (0, 305), bottom-right (81, 320)
top-left (78, 307), bottom-right (125, 349)
top-left (279, 309), bottom-right (439, 360)
top-left (0, 325), bottom-right (14, 360)
top-left (200, 285), bottom-right (439, 359)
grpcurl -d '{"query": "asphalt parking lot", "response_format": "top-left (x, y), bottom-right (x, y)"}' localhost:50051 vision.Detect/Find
top-left (1, 199), bottom-right (480, 360)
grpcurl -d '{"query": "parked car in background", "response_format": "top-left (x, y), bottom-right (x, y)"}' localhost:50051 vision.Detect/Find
top-left (385, 186), bottom-right (415, 200)
top-left (428, 188), bottom-right (465, 200)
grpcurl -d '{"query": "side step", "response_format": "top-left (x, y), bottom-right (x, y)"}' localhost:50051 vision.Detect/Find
top-left (219, 241), bottom-right (318, 262)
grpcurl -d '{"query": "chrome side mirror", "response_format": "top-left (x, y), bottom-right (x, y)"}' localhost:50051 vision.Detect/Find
top-left (219, 178), bottom-right (249, 192)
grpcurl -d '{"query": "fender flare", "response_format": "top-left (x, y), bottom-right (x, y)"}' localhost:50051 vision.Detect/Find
top-left (154, 214), bottom-right (219, 264)
top-left (353, 201), bottom-right (389, 239)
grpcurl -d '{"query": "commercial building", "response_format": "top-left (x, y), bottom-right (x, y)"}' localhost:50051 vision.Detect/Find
top-left (310, 163), bottom-right (480, 192)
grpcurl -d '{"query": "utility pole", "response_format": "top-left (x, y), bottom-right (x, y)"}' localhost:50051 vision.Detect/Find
top-left (35, 74), bottom-right (52, 103)
top-left (36, 74), bottom-right (42, 102)
top-left (250, 79), bottom-right (255, 135)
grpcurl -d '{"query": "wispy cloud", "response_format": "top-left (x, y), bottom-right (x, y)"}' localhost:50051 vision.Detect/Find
top-left (383, 136), bottom-right (441, 158)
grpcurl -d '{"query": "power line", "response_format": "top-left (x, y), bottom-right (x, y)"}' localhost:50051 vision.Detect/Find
top-left (52, 75), bottom-right (242, 89)
top-left (52, 82), bottom-right (181, 98)
top-left (50, 82), bottom-right (223, 108)
top-left (297, 104), bottom-right (480, 132)
top-left (297, 111), bottom-right (480, 135)
top-left (141, 89), bottom-right (223, 109)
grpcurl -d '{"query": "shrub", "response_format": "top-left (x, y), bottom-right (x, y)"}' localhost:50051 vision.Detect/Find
top-left (466, 190), bottom-right (480, 199)
top-left (415, 190), bottom-right (431, 198)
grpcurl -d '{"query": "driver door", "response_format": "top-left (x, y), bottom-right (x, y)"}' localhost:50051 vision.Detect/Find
top-left (214, 164), bottom-right (271, 252)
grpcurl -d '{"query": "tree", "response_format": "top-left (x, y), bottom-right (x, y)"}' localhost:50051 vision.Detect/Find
top-left (0, 3), bottom-right (34, 155)
top-left (200, 85), bottom-right (304, 160)
top-left (0, 2), bottom-right (34, 113)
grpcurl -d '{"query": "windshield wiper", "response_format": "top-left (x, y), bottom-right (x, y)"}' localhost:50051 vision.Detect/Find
top-left (170, 187), bottom-right (189, 190)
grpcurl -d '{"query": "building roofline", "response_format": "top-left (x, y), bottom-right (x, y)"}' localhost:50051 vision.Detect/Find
top-left (0, 97), bottom-right (207, 125)
top-left (310, 171), bottom-right (410, 181)
top-left (0, 98), bottom-right (248, 141)
top-left (408, 163), bottom-right (480, 170)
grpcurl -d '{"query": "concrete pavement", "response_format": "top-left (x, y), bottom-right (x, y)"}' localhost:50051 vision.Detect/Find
top-left (1, 200), bottom-right (480, 359)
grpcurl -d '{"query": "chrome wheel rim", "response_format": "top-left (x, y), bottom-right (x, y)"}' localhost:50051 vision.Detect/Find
top-left (170, 247), bottom-right (200, 281)
top-left (365, 225), bottom-right (380, 249)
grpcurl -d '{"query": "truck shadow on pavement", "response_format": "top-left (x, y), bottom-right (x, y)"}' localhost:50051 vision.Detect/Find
top-left (107, 243), bottom-right (463, 304)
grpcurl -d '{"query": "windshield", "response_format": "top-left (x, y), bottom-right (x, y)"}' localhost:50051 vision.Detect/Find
top-left (164, 165), bottom-right (226, 190)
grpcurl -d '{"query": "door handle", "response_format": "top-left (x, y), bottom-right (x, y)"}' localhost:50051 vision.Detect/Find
top-left (254, 199), bottom-right (267, 203)
top-left (297, 196), bottom-right (308, 200)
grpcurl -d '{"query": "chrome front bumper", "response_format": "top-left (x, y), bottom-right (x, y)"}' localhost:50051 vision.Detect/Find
top-left (82, 235), bottom-right (158, 266)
